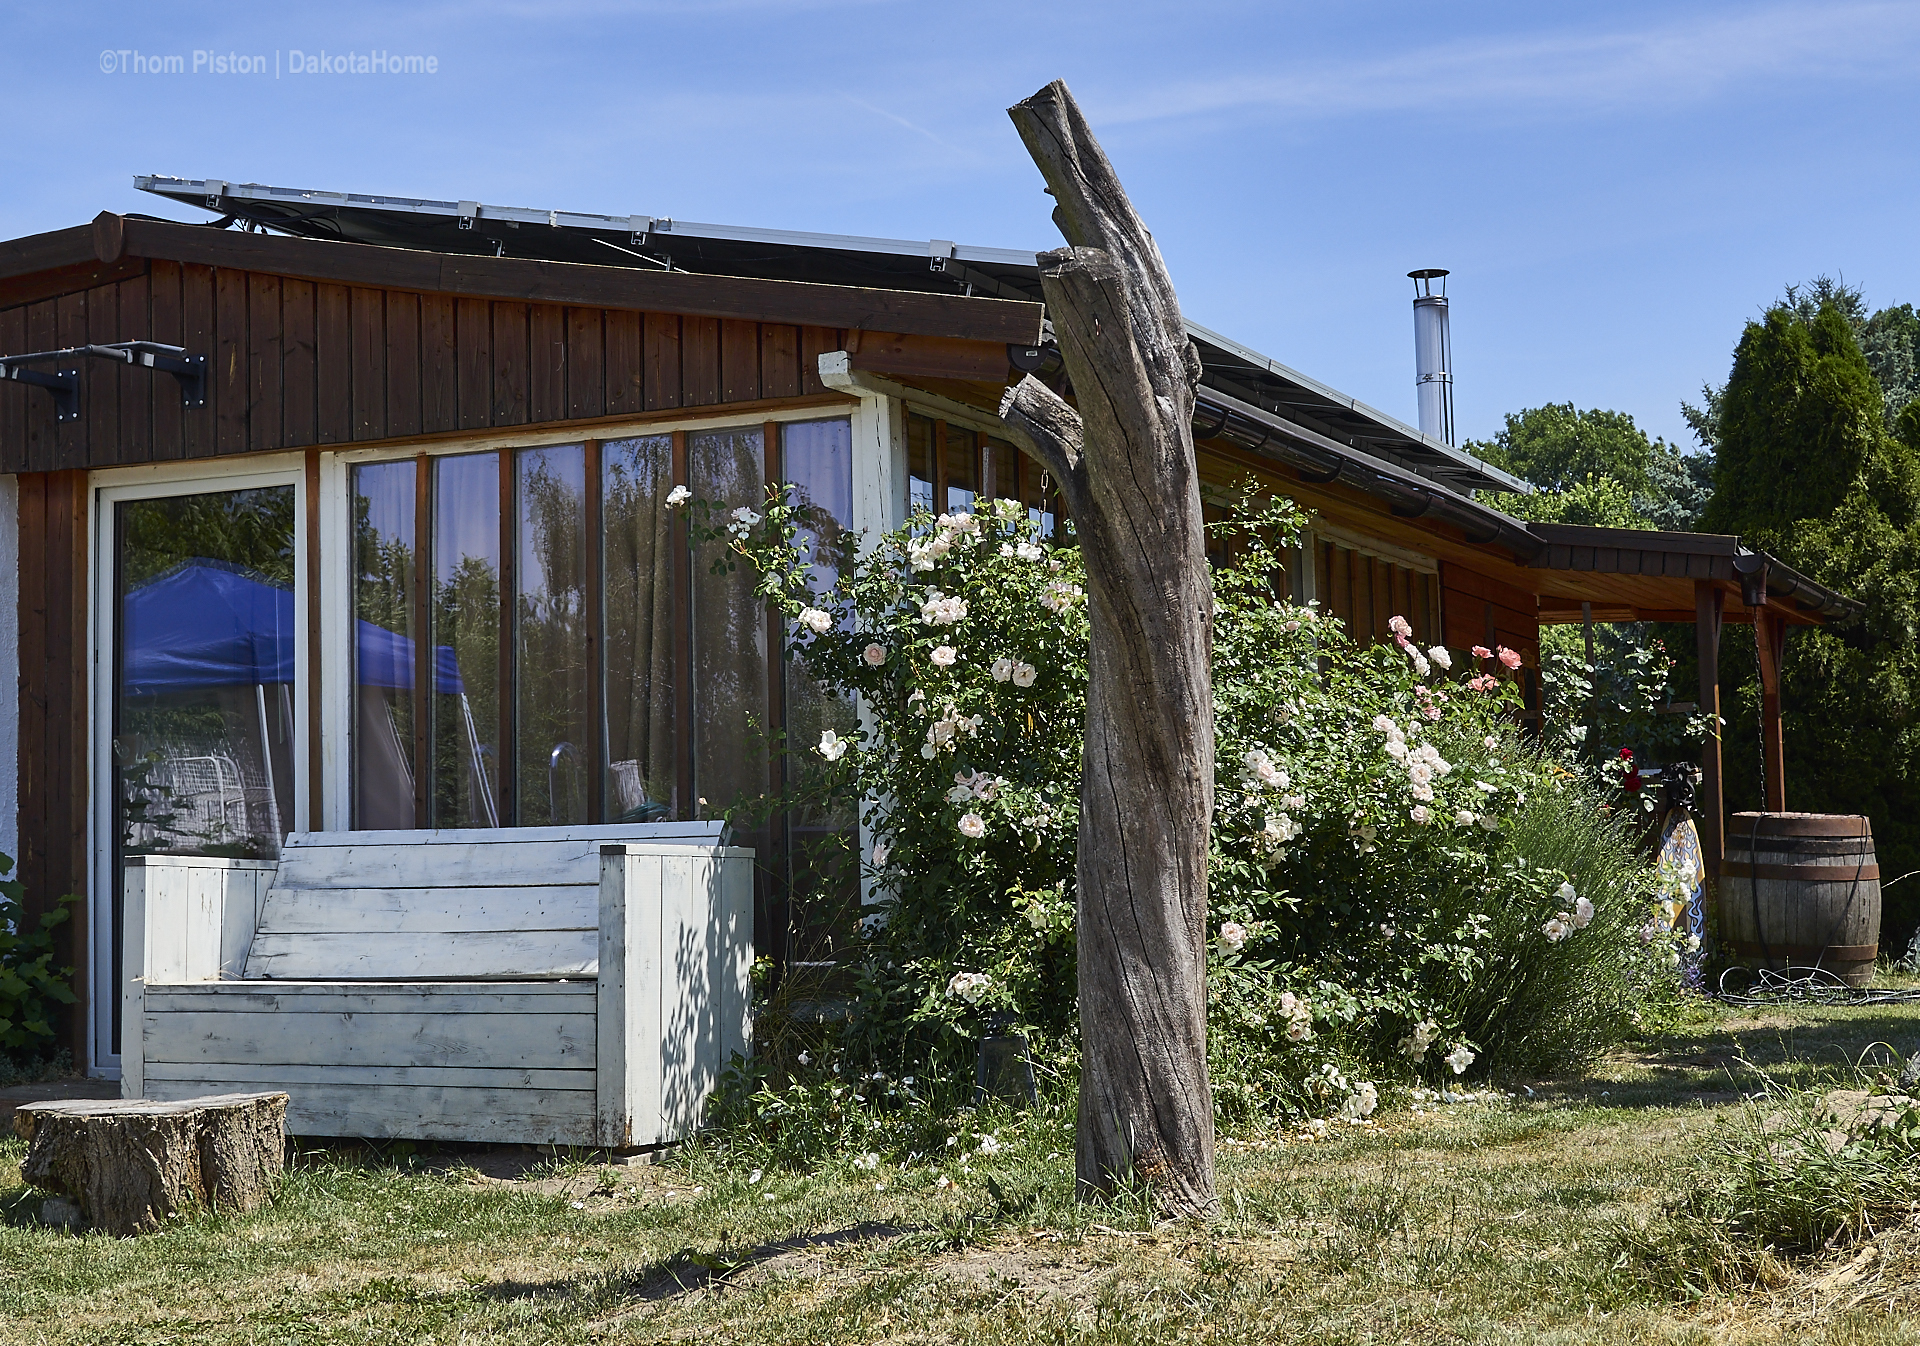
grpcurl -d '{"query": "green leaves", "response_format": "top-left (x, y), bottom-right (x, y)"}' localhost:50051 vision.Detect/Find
top-left (0, 866), bottom-right (78, 1056)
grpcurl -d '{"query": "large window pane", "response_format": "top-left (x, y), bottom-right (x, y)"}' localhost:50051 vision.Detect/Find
top-left (602, 435), bottom-right (677, 822)
top-left (430, 452), bottom-right (502, 827)
top-left (907, 414), bottom-right (936, 516)
top-left (945, 425), bottom-right (978, 514)
top-left (515, 445), bottom-right (589, 826)
top-left (782, 419), bottom-right (857, 968)
top-left (115, 488), bottom-right (297, 862)
top-left (350, 461), bottom-right (418, 829)
top-left (690, 426), bottom-right (768, 822)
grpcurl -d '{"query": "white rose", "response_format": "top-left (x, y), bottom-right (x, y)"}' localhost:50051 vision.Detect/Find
top-left (798, 606), bottom-right (832, 634)
top-left (931, 646), bottom-right (957, 667)
top-left (666, 485), bottom-right (691, 507)
top-left (991, 657), bottom-right (1014, 682)
top-left (1542, 914), bottom-right (1572, 942)
top-left (1427, 645), bottom-right (1452, 670)
top-left (871, 842), bottom-right (890, 866)
top-left (1572, 896), bottom-right (1595, 929)
top-left (1011, 662), bottom-right (1037, 688)
top-left (1445, 1044), bottom-right (1476, 1075)
top-left (816, 730), bottom-right (848, 762)
top-left (863, 643), bottom-right (887, 666)
top-left (958, 812), bottom-right (986, 839)
top-left (1217, 921), bottom-right (1248, 955)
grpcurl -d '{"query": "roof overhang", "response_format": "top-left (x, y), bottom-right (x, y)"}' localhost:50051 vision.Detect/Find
top-left (127, 175), bottom-right (1525, 495)
top-left (1527, 523), bottom-right (1860, 627)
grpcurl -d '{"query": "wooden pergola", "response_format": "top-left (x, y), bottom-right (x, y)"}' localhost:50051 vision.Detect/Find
top-left (1527, 523), bottom-right (1862, 881)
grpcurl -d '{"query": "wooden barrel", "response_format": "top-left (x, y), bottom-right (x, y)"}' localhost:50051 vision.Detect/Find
top-left (1722, 813), bottom-right (1881, 986)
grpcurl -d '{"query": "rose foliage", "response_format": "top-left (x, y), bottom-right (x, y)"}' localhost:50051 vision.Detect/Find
top-left (705, 485), bottom-right (1685, 1128)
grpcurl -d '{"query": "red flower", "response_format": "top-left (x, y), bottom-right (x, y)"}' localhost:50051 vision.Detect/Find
top-left (1623, 771), bottom-right (1642, 793)
top-left (1619, 747), bottom-right (1634, 760)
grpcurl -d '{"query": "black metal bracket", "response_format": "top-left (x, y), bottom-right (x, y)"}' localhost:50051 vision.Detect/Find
top-left (0, 341), bottom-right (207, 422)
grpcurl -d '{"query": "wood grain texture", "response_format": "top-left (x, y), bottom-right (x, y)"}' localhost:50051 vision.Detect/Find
top-left (999, 80), bottom-right (1217, 1218)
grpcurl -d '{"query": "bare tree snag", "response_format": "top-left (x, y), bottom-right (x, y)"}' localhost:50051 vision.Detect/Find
top-left (1000, 80), bottom-right (1218, 1219)
top-left (15, 1092), bottom-right (288, 1235)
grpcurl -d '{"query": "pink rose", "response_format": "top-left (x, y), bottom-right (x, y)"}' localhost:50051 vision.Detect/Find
top-left (1471, 645), bottom-right (1492, 660)
top-left (1497, 646), bottom-right (1522, 670)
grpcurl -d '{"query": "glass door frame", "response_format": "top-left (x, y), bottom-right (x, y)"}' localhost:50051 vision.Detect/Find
top-left (87, 458), bottom-right (310, 1077)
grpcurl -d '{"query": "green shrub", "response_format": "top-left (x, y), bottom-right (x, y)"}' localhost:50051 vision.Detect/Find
top-left (0, 853), bottom-right (78, 1059)
top-left (705, 484), bottom-right (1682, 1135)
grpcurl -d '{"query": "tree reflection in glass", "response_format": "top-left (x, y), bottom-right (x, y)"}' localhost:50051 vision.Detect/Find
top-left (430, 452), bottom-right (501, 827)
top-left (515, 445), bottom-right (589, 825)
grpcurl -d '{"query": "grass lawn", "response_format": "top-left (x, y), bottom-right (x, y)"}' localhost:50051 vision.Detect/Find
top-left (9, 997), bottom-right (1920, 1344)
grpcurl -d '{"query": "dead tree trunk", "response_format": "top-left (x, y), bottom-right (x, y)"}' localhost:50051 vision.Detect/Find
top-left (1000, 80), bottom-right (1217, 1219)
top-left (16, 1092), bottom-right (287, 1235)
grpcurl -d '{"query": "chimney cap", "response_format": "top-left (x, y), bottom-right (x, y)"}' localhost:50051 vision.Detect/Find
top-left (1408, 268), bottom-right (1449, 300)
top-left (1407, 268), bottom-right (1450, 279)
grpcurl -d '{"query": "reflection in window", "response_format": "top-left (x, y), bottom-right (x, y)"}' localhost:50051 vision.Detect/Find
top-left (985, 437), bottom-right (1018, 503)
top-left (781, 419), bottom-right (857, 972)
top-left (516, 445), bottom-right (589, 826)
top-left (690, 426), bottom-right (769, 823)
top-left (431, 453), bottom-right (502, 827)
top-left (906, 414), bottom-right (936, 516)
top-left (602, 435), bottom-right (676, 823)
top-left (351, 461), bottom-right (418, 829)
top-left (945, 424), bottom-right (978, 514)
top-left (115, 488), bottom-right (297, 862)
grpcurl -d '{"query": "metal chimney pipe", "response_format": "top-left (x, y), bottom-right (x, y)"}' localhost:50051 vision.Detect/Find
top-left (1408, 269), bottom-right (1454, 445)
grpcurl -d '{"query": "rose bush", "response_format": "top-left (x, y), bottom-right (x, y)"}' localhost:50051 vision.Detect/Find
top-left (699, 484), bottom-right (1685, 1128)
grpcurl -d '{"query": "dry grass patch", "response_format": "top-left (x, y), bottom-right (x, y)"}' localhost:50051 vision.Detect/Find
top-left (6, 998), bottom-right (1920, 1342)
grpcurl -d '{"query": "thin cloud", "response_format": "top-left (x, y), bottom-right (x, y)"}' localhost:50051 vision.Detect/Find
top-left (1098, 2), bottom-right (1920, 125)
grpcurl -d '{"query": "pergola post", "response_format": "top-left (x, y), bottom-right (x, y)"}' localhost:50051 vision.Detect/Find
top-left (1754, 609), bottom-right (1787, 812)
top-left (1694, 581), bottom-right (1725, 887)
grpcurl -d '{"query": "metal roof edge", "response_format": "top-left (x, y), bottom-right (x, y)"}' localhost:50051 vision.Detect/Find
top-left (1185, 320), bottom-right (1532, 495)
top-left (134, 176), bottom-right (1044, 268)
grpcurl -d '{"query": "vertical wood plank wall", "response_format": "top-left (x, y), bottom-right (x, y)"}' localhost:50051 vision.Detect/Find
top-left (15, 470), bottom-right (90, 1058)
top-left (1316, 538), bottom-right (1442, 650)
top-left (0, 261), bottom-right (845, 473)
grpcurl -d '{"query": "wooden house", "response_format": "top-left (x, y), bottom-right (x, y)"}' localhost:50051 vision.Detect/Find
top-left (0, 178), bottom-right (1858, 1111)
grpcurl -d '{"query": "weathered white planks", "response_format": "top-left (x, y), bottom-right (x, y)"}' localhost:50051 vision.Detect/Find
top-left (142, 1009), bottom-right (595, 1068)
top-left (143, 982), bottom-right (596, 1016)
top-left (121, 856), bottom-right (278, 1098)
top-left (597, 844), bottom-right (757, 1146)
top-left (130, 828), bottom-right (754, 1147)
top-left (139, 1078), bottom-right (601, 1145)
top-left (143, 1063), bottom-right (594, 1091)
top-left (245, 930), bottom-right (597, 981)
top-left (284, 822), bottom-right (727, 847)
top-left (255, 886), bottom-right (598, 933)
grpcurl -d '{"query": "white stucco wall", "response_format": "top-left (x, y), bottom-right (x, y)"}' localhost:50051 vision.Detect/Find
top-left (0, 473), bottom-right (16, 871)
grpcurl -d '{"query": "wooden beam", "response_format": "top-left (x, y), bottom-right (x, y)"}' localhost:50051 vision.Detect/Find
top-left (847, 332), bottom-right (1013, 383)
top-left (1695, 580), bottom-right (1725, 893)
top-left (108, 216), bottom-right (1045, 346)
top-left (1755, 609), bottom-right (1787, 813)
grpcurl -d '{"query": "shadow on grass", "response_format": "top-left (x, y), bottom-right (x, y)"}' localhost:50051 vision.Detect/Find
top-left (1515, 1005), bottom-right (1920, 1112)
top-left (476, 1221), bottom-right (912, 1308)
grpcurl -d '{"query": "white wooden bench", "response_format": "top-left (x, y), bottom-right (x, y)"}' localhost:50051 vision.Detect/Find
top-left (121, 824), bottom-right (753, 1148)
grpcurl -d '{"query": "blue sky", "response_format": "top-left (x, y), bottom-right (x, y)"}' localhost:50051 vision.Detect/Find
top-left (4, 1), bottom-right (1918, 451)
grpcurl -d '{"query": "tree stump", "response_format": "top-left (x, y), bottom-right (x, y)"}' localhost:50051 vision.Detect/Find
top-left (15, 1091), bottom-right (288, 1235)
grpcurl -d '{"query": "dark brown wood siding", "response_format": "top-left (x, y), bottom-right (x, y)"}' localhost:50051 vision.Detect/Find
top-left (15, 470), bottom-right (91, 1058)
top-left (1440, 561), bottom-right (1540, 668)
top-left (0, 263), bottom-right (848, 473)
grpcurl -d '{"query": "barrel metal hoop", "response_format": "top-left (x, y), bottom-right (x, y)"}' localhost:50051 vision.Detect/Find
top-left (1720, 860), bottom-right (1880, 882)
top-left (1727, 813), bottom-right (1875, 838)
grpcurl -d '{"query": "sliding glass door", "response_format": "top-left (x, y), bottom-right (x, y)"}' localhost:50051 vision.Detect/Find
top-left (94, 468), bottom-right (306, 1071)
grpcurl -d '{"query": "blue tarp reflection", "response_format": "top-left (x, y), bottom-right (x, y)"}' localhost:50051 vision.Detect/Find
top-left (121, 560), bottom-right (463, 695)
